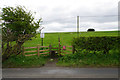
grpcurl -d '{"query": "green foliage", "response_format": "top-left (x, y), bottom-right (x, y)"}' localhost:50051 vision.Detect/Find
top-left (2, 55), bottom-right (48, 68)
top-left (57, 49), bottom-right (119, 67)
top-left (57, 36), bottom-right (119, 67)
top-left (72, 37), bottom-right (120, 54)
top-left (2, 6), bottom-right (41, 42)
top-left (2, 6), bottom-right (42, 61)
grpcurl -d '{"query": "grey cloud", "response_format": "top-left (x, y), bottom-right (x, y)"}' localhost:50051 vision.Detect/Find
top-left (41, 5), bottom-right (118, 29)
top-left (71, 6), bottom-right (118, 23)
top-left (1, 0), bottom-right (118, 32)
top-left (80, 16), bottom-right (117, 23)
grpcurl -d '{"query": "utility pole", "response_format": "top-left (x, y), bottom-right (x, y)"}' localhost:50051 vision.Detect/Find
top-left (77, 16), bottom-right (79, 37)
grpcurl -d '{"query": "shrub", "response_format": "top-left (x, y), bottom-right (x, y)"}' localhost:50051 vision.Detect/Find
top-left (72, 37), bottom-right (120, 54)
top-left (57, 49), bottom-right (119, 67)
top-left (87, 28), bottom-right (95, 32)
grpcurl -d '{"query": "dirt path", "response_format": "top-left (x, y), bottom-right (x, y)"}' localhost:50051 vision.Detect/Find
top-left (44, 58), bottom-right (58, 67)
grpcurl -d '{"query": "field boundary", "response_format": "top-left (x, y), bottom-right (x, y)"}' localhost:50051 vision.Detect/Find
top-left (22, 45), bottom-right (75, 57)
top-left (22, 45), bottom-right (49, 56)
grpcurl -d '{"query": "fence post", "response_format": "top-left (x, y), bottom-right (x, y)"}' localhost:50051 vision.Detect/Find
top-left (72, 45), bottom-right (75, 54)
top-left (59, 44), bottom-right (61, 54)
top-left (37, 45), bottom-right (40, 56)
top-left (49, 44), bottom-right (52, 55)
top-left (22, 46), bottom-right (25, 56)
top-left (58, 37), bottom-right (61, 54)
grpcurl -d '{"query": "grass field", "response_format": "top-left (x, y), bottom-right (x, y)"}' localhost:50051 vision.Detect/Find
top-left (23, 31), bottom-right (119, 47)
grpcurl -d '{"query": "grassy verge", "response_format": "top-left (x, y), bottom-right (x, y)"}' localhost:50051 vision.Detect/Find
top-left (56, 49), bottom-right (119, 68)
top-left (2, 55), bottom-right (49, 68)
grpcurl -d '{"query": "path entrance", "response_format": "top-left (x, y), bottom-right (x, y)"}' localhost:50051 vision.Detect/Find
top-left (44, 58), bottom-right (58, 67)
top-left (22, 37), bottom-right (75, 57)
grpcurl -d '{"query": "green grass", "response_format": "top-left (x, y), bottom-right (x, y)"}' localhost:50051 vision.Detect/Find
top-left (2, 55), bottom-right (49, 68)
top-left (56, 49), bottom-right (119, 68)
top-left (23, 31), bottom-right (119, 47)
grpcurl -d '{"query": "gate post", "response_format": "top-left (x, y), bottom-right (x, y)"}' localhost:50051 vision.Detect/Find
top-left (58, 37), bottom-right (61, 54)
top-left (37, 45), bottom-right (40, 56)
top-left (49, 44), bottom-right (52, 55)
top-left (72, 45), bottom-right (75, 54)
top-left (58, 44), bottom-right (61, 54)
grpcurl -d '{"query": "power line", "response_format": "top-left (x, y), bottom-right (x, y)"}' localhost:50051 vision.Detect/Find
top-left (79, 15), bottom-right (118, 17)
top-left (41, 15), bottom-right (118, 24)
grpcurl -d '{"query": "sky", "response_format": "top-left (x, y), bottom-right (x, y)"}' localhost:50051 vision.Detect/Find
top-left (0, 0), bottom-right (120, 33)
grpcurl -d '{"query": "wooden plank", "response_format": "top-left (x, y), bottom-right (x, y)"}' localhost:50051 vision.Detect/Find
top-left (65, 52), bottom-right (71, 54)
top-left (25, 54), bottom-right (37, 56)
top-left (40, 46), bottom-right (49, 48)
top-left (39, 49), bottom-right (49, 52)
top-left (24, 47), bottom-right (37, 49)
top-left (39, 52), bottom-right (49, 54)
top-left (67, 46), bottom-right (72, 47)
top-left (24, 50), bottom-right (37, 53)
top-left (66, 49), bottom-right (72, 52)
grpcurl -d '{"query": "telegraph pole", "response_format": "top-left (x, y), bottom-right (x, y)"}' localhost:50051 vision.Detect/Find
top-left (77, 16), bottom-right (79, 37)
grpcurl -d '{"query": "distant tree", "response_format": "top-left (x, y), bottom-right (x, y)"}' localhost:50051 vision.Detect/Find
top-left (87, 28), bottom-right (95, 32)
top-left (2, 6), bottom-right (42, 61)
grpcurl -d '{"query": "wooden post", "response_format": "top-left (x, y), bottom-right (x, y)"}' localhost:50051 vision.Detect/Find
top-left (58, 44), bottom-right (61, 54)
top-left (49, 44), bottom-right (52, 55)
top-left (37, 45), bottom-right (40, 56)
top-left (72, 45), bottom-right (75, 54)
top-left (58, 37), bottom-right (61, 54)
top-left (22, 46), bottom-right (25, 56)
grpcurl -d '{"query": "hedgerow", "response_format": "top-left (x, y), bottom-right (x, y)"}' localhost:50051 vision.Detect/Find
top-left (72, 36), bottom-right (120, 54)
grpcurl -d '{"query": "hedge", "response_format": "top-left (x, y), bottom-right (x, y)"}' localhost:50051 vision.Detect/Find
top-left (72, 37), bottom-right (120, 54)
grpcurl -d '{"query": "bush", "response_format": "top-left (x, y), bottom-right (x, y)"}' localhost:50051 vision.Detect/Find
top-left (57, 36), bottom-right (119, 67)
top-left (72, 37), bottom-right (120, 54)
top-left (87, 28), bottom-right (95, 32)
top-left (57, 49), bottom-right (119, 67)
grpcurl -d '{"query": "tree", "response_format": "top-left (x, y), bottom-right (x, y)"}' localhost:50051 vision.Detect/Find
top-left (87, 28), bottom-right (95, 32)
top-left (2, 6), bottom-right (42, 61)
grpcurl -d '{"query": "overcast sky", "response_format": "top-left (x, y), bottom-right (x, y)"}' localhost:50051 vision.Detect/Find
top-left (0, 0), bottom-right (119, 33)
